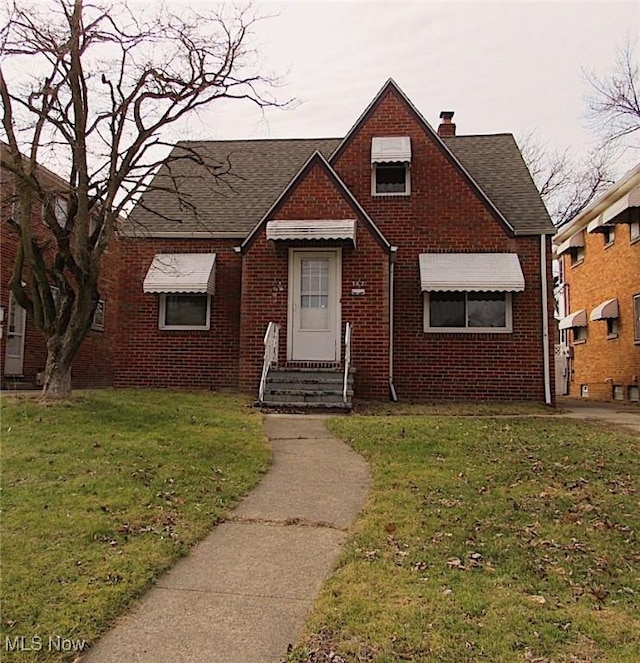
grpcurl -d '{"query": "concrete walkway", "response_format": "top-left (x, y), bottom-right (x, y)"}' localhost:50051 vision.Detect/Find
top-left (558, 398), bottom-right (640, 435)
top-left (82, 415), bottom-right (370, 663)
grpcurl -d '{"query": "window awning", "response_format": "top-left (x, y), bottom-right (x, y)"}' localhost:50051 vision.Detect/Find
top-left (419, 253), bottom-right (525, 292)
top-left (556, 232), bottom-right (585, 255)
top-left (371, 136), bottom-right (412, 163)
top-left (558, 309), bottom-right (587, 330)
top-left (590, 298), bottom-right (619, 321)
top-left (602, 185), bottom-right (640, 224)
top-left (266, 219), bottom-right (356, 244)
top-left (586, 215), bottom-right (610, 234)
top-left (143, 253), bottom-right (216, 294)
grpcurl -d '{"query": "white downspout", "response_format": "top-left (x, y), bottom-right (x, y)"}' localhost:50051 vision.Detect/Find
top-left (540, 234), bottom-right (552, 405)
top-left (389, 246), bottom-right (398, 401)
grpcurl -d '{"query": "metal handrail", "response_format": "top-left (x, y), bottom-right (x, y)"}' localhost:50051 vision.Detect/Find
top-left (259, 322), bottom-right (279, 402)
top-left (343, 322), bottom-right (351, 404)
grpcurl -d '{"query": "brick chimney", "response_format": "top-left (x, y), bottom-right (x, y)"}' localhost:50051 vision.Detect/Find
top-left (437, 111), bottom-right (456, 137)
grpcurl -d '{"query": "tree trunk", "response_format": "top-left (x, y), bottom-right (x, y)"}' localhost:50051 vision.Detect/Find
top-left (41, 338), bottom-right (73, 400)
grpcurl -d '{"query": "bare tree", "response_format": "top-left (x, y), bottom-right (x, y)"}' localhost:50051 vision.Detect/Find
top-left (0, 0), bottom-right (282, 399)
top-left (586, 39), bottom-right (640, 151)
top-left (519, 131), bottom-right (616, 227)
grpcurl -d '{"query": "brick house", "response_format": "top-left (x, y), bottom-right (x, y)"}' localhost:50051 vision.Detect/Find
top-left (116, 80), bottom-right (556, 406)
top-left (554, 164), bottom-right (640, 402)
top-left (0, 143), bottom-right (118, 390)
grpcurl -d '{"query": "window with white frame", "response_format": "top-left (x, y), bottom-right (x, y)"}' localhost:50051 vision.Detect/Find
top-left (159, 294), bottom-right (210, 330)
top-left (424, 291), bottom-right (512, 332)
top-left (574, 325), bottom-right (588, 342)
top-left (570, 244), bottom-right (585, 265)
top-left (602, 225), bottom-right (615, 246)
top-left (54, 196), bottom-right (68, 228)
top-left (373, 163), bottom-right (410, 195)
top-left (630, 220), bottom-right (640, 242)
top-left (371, 136), bottom-right (411, 196)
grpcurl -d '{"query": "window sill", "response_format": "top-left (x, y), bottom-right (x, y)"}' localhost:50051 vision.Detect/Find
top-left (372, 192), bottom-right (410, 198)
top-left (607, 333), bottom-right (619, 340)
top-left (631, 236), bottom-right (640, 246)
top-left (573, 339), bottom-right (587, 345)
top-left (570, 259), bottom-right (584, 268)
top-left (424, 327), bottom-right (512, 334)
top-left (159, 326), bottom-right (211, 331)
top-left (604, 241), bottom-right (615, 249)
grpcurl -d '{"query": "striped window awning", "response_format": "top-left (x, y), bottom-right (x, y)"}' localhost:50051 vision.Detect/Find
top-left (590, 298), bottom-right (619, 321)
top-left (558, 309), bottom-right (587, 330)
top-left (371, 136), bottom-right (412, 163)
top-left (586, 215), bottom-right (610, 234)
top-left (266, 219), bottom-right (356, 244)
top-left (419, 253), bottom-right (525, 292)
top-left (143, 253), bottom-right (216, 294)
top-left (556, 232), bottom-right (585, 255)
top-left (602, 185), bottom-right (640, 224)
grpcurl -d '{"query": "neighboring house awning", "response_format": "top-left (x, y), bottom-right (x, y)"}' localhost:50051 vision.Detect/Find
top-left (419, 253), bottom-right (525, 292)
top-left (143, 253), bottom-right (216, 294)
top-left (556, 232), bottom-right (585, 255)
top-left (266, 219), bottom-right (356, 244)
top-left (558, 309), bottom-right (587, 330)
top-left (590, 298), bottom-right (619, 321)
top-left (586, 215), bottom-right (610, 234)
top-left (602, 185), bottom-right (640, 224)
top-left (371, 136), bottom-right (412, 163)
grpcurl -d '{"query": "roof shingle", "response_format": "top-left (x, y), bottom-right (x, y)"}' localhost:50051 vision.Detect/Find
top-left (125, 134), bottom-right (553, 237)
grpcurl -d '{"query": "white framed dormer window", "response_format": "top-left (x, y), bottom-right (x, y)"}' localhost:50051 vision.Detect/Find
top-left (424, 291), bottom-right (513, 332)
top-left (371, 136), bottom-right (411, 196)
top-left (159, 294), bottom-right (210, 330)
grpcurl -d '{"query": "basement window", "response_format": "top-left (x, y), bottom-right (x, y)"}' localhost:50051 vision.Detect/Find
top-left (159, 294), bottom-right (210, 330)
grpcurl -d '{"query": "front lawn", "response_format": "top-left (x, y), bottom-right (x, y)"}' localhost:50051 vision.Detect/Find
top-left (1, 390), bottom-right (270, 662)
top-left (288, 416), bottom-right (640, 663)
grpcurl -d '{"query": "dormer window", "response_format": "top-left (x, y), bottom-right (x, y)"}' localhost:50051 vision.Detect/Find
top-left (371, 136), bottom-right (411, 196)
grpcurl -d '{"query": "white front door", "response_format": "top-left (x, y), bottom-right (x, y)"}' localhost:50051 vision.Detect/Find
top-left (289, 249), bottom-right (341, 362)
top-left (4, 293), bottom-right (27, 376)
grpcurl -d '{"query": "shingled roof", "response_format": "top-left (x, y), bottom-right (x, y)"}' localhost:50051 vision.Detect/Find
top-left (125, 138), bottom-right (341, 237)
top-left (125, 134), bottom-right (553, 238)
top-left (442, 134), bottom-right (554, 235)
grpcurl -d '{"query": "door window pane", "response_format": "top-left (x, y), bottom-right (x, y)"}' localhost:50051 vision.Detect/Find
top-left (300, 259), bottom-right (329, 330)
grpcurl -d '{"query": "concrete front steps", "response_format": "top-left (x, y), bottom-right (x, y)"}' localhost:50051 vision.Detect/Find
top-left (259, 366), bottom-right (354, 411)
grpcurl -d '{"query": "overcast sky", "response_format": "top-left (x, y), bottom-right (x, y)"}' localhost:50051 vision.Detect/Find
top-left (174, 1), bottom-right (639, 177)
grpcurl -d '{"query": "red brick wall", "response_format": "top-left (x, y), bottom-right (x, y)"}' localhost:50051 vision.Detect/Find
top-left (331, 86), bottom-right (554, 401)
top-left (240, 160), bottom-right (391, 400)
top-left (114, 237), bottom-right (242, 390)
top-left (562, 224), bottom-right (640, 400)
top-left (1, 165), bottom-right (117, 389)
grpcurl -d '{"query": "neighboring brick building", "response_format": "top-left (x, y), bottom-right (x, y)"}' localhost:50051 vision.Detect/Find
top-left (554, 165), bottom-right (640, 402)
top-left (0, 145), bottom-right (118, 390)
top-left (118, 79), bottom-right (556, 406)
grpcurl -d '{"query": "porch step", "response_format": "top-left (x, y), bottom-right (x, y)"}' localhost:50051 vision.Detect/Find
top-left (259, 367), bottom-right (354, 411)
